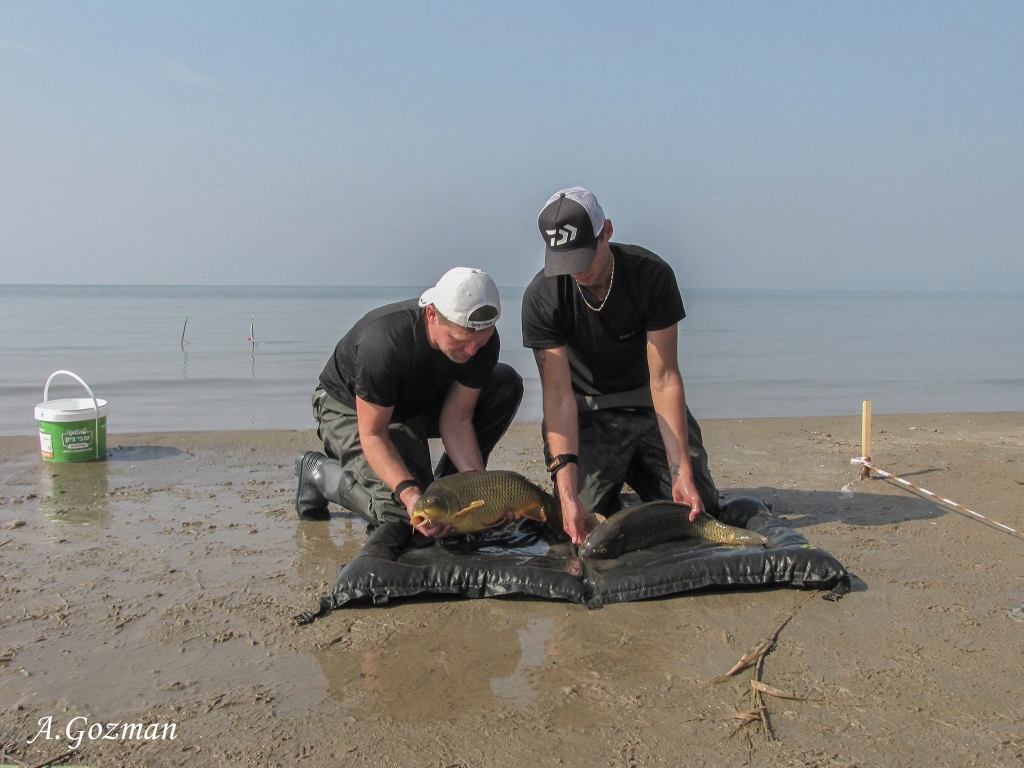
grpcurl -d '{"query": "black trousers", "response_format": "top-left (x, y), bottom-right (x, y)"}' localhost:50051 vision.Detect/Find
top-left (543, 405), bottom-right (720, 518)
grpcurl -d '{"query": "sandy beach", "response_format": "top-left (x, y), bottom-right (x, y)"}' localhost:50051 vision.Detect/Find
top-left (1, 412), bottom-right (1023, 767)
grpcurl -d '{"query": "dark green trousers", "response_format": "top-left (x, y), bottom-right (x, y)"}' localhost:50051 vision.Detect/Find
top-left (312, 363), bottom-right (524, 525)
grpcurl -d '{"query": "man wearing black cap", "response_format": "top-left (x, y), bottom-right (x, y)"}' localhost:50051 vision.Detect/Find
top-left (522, 187), bottom-right (719, 544)
top-left (296, 267), bottom-right (524, 536)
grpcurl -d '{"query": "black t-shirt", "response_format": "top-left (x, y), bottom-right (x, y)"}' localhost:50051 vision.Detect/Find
top-left (319, 299), bottom-right (500, 422)
top-left (521, 243), bottom-right (685, 396)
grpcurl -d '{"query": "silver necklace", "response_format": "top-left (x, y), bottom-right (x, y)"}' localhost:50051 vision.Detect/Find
top-left (576, 255), bottom-right (615, 312)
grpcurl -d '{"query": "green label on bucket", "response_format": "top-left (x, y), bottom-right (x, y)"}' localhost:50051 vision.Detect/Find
top-left (38, 417), bottom-right (107, 463)
top-left (63, 427), bottom-right (94, 449)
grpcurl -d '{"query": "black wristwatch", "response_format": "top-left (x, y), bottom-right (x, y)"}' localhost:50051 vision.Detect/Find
top-left (547, 453), bottom-right (578, 480)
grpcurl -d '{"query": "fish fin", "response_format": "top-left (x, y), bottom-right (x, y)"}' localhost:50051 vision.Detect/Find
top-left (519, 503), bottom-right (547, 523)
top-left (454, 500), bottom-right (486, 518)
top-left (585, 513), bottom-right (606, 529)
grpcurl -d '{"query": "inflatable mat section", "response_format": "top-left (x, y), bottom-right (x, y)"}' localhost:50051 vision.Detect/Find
top-left (296, 497), bottom-right (849, 622)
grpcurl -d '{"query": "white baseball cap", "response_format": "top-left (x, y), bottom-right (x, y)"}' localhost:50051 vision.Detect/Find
top-left (418, 268), bottom-right (501, 331)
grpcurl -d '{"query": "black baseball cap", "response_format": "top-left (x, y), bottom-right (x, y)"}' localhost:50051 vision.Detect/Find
top-left (537, 186), bottom-right (607, 277)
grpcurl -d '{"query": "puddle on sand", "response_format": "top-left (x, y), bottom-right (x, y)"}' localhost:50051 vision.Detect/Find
top-left (0, 442), bottom-right (364, 722)
top-left (1, 618), bottom-right (330, 720)
top-left (316, 609), bottom-right (558, 722)
top-left (294, 517), bottom-right (369, 583)
top-left (38, 462), bottom-right (111, 526)
top-left (489, 617), bottom-right (555, 705)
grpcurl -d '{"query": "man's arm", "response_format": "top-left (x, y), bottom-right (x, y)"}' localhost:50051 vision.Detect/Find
top-left (355, 396), bottom-right (451, 537)
top-left (534, 347), bottom-right (589, 544)
top-left (438, 382), bottom-right (485, 472)
top-left (647, 324), bottom-right (703, 521)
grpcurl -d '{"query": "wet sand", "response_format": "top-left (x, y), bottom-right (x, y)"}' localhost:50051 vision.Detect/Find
top-left (2, 413), bottom-right (1023, 767)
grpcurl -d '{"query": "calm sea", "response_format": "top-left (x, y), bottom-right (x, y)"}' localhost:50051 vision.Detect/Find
top-left (1, 285), bottom-right (1021, 436)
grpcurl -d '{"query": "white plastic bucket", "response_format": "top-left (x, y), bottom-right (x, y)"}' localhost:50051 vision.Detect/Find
top-left (34, 371), bottom-right (108, 462)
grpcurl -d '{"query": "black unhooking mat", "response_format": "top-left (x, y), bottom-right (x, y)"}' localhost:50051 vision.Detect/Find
top-left (296, 497), bottom-right (849, 622)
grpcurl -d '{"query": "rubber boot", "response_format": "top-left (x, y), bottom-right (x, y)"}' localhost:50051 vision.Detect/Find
top-left (295, 451), bottom-right (376, 524)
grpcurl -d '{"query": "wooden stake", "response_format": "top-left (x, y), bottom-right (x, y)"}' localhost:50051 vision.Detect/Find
top-left (860, 400), bottom-right (872, 478)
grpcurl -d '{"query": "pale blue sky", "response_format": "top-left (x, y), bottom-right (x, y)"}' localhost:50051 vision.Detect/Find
top-left (3, 2), bottom-right (1022, 290)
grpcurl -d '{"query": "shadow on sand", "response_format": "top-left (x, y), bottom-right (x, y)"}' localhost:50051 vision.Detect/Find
top-left (107, 445), bottom-right (187, 462)
top-left (726, 482), bottom-right (948, 531)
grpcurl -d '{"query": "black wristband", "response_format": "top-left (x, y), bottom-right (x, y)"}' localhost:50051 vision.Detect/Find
top-left (392, 479), bottom-right (421, 504)
top-left (547, 453), bottom-right (578, 480)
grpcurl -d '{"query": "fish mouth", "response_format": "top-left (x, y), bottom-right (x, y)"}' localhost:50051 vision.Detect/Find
top-left (409, 512), bottom-right (429, 527)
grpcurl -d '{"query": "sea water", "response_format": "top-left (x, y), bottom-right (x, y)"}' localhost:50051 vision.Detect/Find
top-left (0, 285), bottom-right (1021, 435)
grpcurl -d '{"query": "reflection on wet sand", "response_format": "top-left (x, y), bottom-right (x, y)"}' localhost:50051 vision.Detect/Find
top-left (490, 617), bottom-right (555, 705)
top-left (39, 461), bottom-right (110, 526)
top-left (293, 517), bottom-right (367, 583)
top-left (316, 608), bottom-right (559, 722)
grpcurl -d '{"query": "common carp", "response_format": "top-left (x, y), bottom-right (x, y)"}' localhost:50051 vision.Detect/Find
top-left (410, 470), bottom-right (559, 534)
top-left (579, 501), bottom-right (769, 559)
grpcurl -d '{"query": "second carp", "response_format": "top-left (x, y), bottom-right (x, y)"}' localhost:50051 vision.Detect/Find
top-left (579, 501), bottom-right (769, 559)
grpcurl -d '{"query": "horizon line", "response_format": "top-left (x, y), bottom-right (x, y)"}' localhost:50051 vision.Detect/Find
top-left (0, 283), bottom-right (1021, 296)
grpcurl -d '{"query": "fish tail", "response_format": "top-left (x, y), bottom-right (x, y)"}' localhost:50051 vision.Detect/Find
top-left (691, 512), bottom-right (761, 545)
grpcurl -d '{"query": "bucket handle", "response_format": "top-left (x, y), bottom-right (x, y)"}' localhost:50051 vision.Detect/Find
top-left (42, 370), bottom-right (102, 460)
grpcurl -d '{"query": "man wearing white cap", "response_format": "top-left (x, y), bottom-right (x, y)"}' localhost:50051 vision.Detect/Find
top-left (296, 268), bottom-right (523, 536)
top-left (523, 187), bottom-right (719, 544)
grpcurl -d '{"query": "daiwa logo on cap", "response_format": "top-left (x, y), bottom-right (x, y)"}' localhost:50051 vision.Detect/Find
top-left (538, 186), bottom-right (606, 276)
top-left (546, 224), bottom-right (578, 247)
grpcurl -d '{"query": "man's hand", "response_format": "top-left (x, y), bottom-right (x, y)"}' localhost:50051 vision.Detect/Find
top-left (532, 347), bottom-right (587, 544)
top-left (671, 469), bottom-right (704, 522)
top-left (401, 486), bottom-right (454, 539)
top-left (648, 327), bottom-right (705, 523)
top-left (438, 382), bottom-right (486, 473)
top-left (560, 495), bottom-right (590, 545)
top-left (357, 397), bottom-right (451, 534)
top-left (414, 520), bottom-right (454, 538)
